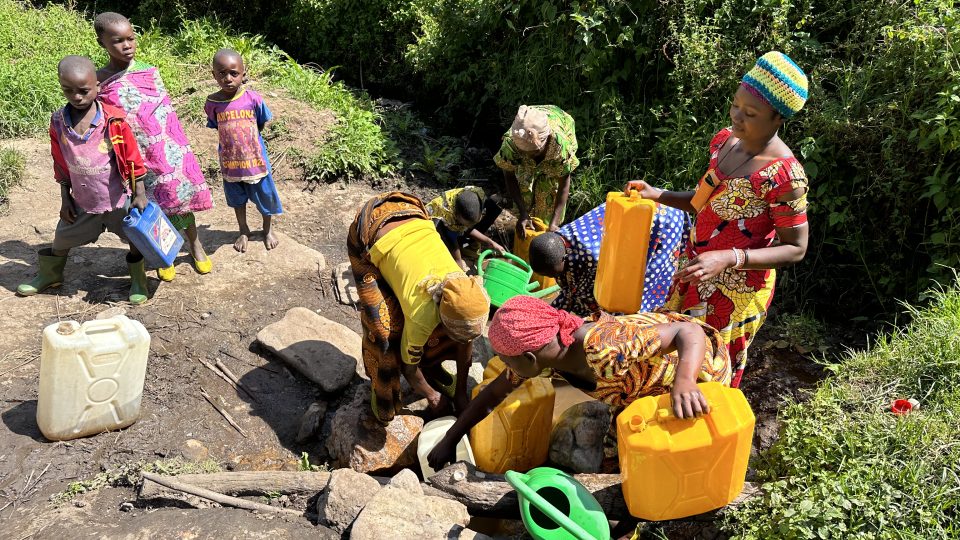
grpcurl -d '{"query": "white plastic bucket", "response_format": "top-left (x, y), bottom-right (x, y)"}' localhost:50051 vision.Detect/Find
top-left (417, 415), bottom-right (475, 478)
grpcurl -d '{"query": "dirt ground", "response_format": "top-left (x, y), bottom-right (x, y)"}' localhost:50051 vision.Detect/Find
top-left (0, 96), bottom-right (832, 539)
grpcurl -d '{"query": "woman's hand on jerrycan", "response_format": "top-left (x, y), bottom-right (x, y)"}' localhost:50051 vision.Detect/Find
top-left (427, 432), bottom-right (458, 472)
top-left (670, 378), bottom-right (711, 419)
top-left (624, 180), bottom-right (661, 200)
top-left (515, 215), bottom-right (533, 240)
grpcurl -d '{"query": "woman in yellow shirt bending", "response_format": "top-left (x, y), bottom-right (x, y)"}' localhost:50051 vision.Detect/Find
top-left (347, 191), bottom-right (491, 422)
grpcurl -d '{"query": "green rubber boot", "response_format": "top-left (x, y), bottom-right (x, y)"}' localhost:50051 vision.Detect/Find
top-left (127, 254), bottom-right (149, 305)
top-left (17, 248), bottom-right (67, 296)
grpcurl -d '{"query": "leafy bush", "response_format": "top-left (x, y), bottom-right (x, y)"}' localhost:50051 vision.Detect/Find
top-left (725, 281), bottom-right (960, 537)
top-left (0, 0), bottom-right (392, 180)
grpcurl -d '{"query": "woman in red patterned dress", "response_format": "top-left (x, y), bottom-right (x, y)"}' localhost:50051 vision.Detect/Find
top-left (626, 51), bottom-right (811, 387)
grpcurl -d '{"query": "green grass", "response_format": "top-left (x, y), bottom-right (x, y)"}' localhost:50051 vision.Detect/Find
top-left (725, 282), bottom-right (960, 538)
top-left (0, 147), bottom-right (26, 206)
top-left (0, 0), bottom-right (392, 180)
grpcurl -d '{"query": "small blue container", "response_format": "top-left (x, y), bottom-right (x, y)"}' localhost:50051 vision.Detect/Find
top-left (122, 201), bottom-right (184, 269)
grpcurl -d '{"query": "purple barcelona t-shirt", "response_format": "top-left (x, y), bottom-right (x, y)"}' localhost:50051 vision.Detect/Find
top-left (204, 88), bottom-right (273, 183)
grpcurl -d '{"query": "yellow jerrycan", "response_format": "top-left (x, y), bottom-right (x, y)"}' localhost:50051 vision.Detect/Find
top-left (470, 357), bottom-right (556, 474)
top-left (616, 382), bottom-right (755, 521)
top-left (37, 315), bottom-right (151, 441)
top-left (594, 191), bottom-right (656, 314)
top-left (513, 217), bottom-right (559, 295)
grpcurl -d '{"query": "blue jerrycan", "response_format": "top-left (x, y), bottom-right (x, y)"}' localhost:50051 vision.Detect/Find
top-left (122, 201), bottom-right (184, 269)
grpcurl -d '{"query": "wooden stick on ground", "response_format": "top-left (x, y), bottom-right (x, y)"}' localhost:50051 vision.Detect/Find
top-left (140, 472), bottom-right (300, 516)
top-left (428, 462), bottom-right (760, 521)
top-left (214, 359), bottom-right (258, 402)
top-left (198, 358), bottom-right (242, 394)
top-left (199, 386), bottom-right (248, 438)
top-left (140, 471), bottom-right (332, 500)
top-left (0, 358), bottom-right (36, 378)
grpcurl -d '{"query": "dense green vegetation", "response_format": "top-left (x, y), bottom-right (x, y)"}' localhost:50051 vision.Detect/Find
top-left (0, 0), bottom-right (393, 180)
top-left (727, 281), bottom-right (960, 538)
top-left (82, 0), bottom-right (959, 316)
top-left (11, 0), bottom-right (960, 313)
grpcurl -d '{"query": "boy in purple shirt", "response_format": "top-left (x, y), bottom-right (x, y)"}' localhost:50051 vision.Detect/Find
top-left (18, 56), bottom-right (151, 304)
top-left (204, 49), bottom-right (283, 252)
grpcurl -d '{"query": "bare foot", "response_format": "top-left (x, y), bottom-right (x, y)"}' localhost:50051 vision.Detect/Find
top-left (264, 230), bottom-right (280, 250)
top-left (234, 234), bottom-right (249, 252)
top-left (189, 236), bottom-right (207, 262)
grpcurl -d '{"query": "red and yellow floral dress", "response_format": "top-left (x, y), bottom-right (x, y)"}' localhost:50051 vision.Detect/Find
top-left (664, 128), bottom-right (809, 387)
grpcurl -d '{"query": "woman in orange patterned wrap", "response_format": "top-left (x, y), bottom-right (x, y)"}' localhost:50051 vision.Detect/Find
top-left (426, 296), bottom-right (731, 472)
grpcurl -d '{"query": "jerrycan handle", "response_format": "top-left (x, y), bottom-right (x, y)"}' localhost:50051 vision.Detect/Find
top-left (504, 471), bottom-right (599, 540)
top-left (82, 317), bottom-right (126, 336)
top-left (653, 399), bottom-right (719, 423)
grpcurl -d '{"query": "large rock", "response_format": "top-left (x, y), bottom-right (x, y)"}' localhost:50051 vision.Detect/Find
top-left (549, 401), bottom-right (613, 473)
top-left (350, 486), bottom-right (470, 540)
top-left (326, 385), bottom-right (424, 474)
top-left (316, 468), bottom-right (383, 534)
top-left (256, 307), bottom-right (361, 394)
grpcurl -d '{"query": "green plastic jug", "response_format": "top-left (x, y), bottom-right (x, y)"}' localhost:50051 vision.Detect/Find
top-left (478, 250), bottom-right (561, 307)
top-left (505, 467), bottom-right (610, 540)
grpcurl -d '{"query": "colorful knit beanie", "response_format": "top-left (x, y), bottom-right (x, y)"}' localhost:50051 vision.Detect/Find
top-left (740, 51), bottom-right (808, 118)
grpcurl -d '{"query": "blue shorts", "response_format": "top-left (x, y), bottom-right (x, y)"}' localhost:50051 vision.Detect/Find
top-left (223, 174), bottom-right (283, 216)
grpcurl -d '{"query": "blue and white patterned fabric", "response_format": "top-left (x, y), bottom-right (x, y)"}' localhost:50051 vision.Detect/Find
top-left (553, 203), bottom-right (689, 316)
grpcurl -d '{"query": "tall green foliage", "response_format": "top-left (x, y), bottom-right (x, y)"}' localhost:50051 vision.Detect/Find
top-left (43, 0), bottom-right (960, 313)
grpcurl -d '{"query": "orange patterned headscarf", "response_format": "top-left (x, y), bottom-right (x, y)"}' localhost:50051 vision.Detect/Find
top-left (488, 296), bottom-right (584, 356)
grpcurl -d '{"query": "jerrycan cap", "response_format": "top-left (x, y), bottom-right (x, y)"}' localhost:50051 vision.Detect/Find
top-left (629, 415), bottom-right (647, 433)
top-left (56, 321), bottom-right (79, 335)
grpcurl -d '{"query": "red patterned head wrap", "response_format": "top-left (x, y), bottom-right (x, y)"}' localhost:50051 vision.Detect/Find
top-left (488, 296), bottom-right (585, 357)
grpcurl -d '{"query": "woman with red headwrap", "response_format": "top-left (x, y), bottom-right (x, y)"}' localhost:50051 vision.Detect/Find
top-left (427, 295), bottom-right (732, 472)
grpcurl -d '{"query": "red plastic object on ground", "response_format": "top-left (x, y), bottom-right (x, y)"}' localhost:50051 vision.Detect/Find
top-left (891, 399), bottom-right (918, 415)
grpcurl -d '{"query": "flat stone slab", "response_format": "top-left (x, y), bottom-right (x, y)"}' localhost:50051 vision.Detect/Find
top-left (256, 307), bottom-right (361, 394)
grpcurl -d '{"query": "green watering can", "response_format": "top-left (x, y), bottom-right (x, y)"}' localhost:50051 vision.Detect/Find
top-left (505, 467), bottom-right (610, 540)
top-left (477, 250), bottom-right (561, 308)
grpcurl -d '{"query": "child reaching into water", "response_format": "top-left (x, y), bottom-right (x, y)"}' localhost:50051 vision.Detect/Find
top-left (425, 187), bottom-right (505, 270)
top-left (94, 12), bottom-right (214, 281)
top-left (18, 56), bottom-right (150, 304)
top-left (204, 49), bottom-right (283, 251)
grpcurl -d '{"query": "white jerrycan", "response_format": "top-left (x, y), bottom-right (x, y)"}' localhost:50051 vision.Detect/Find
top-left (417, 416), bottom-right (476, 478)
top-left (37, 315), bottom-right (150, 441)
